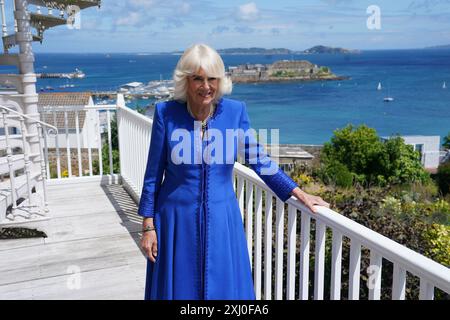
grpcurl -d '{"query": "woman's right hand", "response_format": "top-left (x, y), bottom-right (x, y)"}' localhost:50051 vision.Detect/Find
top-left (141, 230), bottom-right (158, 263)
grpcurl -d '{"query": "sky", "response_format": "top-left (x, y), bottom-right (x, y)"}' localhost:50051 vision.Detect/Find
top-left (4, 0), bottom-right (450, 53)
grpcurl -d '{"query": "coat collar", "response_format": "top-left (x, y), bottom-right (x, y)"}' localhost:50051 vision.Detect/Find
top-left (177, 97), bottom-right (224, 123)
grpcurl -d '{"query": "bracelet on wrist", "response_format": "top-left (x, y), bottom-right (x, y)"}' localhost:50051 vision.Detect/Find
top-left (143, 225), bottom-right (156, 233)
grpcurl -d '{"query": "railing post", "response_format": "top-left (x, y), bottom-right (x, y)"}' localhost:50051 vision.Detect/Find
top-left (245, 180), bottom-right (253, 270)
top-left (419, 280), bottom-right (434, 300)
top-left (107, 110), bottom-right (113, 175)
top-left (286, 204), bottom-right (297, 300)
top-left (349, 240), bottom-right (361, 300)
top-left (36, 123), bottom-right (48, 212)
top-left (96, 109), bottom-right (103, 176)
top-left (392, 263), bottom-right (406, 300)
top-left (19, 115), bottom-right (33, 215)
top-left (299, 211), bottom-right (310, 300)
top-left (314, 220), bottom-right (326, 300)
top-left (254, 186), bottom-right (263, 300)
top-left (1, 110), bottom-right (17, 218)
top-left (264, 191), bottom-right (273, 300)
top-left (63, 110), bottom-right (72, 177)
top-left (237, 175), bottom-right (244, 222)
top-left (52, 110), bottom-right (61, 178)
top-left (75, 110), bottom-right (82, 177)
top-left (368, 251), bottom-right (382, 300)
top-left (274, 198), bottom-right (284, 300)
top-left (330, 230), bottom-right (342, 300)
top-left (116, 94), bottom-right (125, 181)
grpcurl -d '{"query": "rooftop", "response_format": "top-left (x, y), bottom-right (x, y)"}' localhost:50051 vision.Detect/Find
top-left (38, 92), bottom-right (92, 107)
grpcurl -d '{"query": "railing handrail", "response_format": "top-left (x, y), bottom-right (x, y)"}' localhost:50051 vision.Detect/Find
top-left (85, 104), bottom-right (117, 111)
top-left (117, 103), bottom-right (153, 124)
top-left (233, 161), bottom-right (450, 294)
top-left (0, 104), bottom-right (58, 134)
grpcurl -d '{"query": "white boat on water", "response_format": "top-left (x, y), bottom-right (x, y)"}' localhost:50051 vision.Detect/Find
top-left (443, 82), bottom-right (447, 89)
top-left (70, 68), bottom-right (85, 79)
top-left (377, 82), bottom-right (382, 90)
top-left (383, 84), bottom-right (394, 102)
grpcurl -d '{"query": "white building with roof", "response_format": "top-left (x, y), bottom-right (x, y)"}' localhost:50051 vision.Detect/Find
top-left (381, 135), bottom-right (441, 171)
top-left (38, 92), bottom-right (100, 149)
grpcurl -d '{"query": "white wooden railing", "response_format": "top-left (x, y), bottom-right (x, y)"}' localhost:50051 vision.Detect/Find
top-left (0, 104), bottom-right (56, 224)
top-left (232, 162), bottom-right (450, 300)
top-left (39, 103), bottom-right (119, 183)
top-left (116, 95), bottom-right (152, 204)
top-left (4, 93), bottom-right (447, 299)
top-left (114, 101), bottom-right (450, 300)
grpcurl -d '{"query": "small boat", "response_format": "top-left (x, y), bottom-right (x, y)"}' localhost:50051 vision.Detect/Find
top-left (72, 68), bottom-right (85, 79)
top-left (384, 97), bottom-right (394, 102)
top-left (377, 82), bottom-right (382, 90)
top-left (443, 82), bottom-right (447, 89)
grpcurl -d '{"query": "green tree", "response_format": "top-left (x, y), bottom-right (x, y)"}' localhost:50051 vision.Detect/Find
top-left (384, 136), bottom-right (429, 185)
top-left (321, 125), bottom-right (429, 187)
top-left (321, 124), bottom-right (388, 185)
top-left (443, 132), bottom-right (450, 149)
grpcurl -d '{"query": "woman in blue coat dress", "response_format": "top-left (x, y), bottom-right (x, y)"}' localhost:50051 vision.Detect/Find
top-left (138, 44), bottom-right (329, 300)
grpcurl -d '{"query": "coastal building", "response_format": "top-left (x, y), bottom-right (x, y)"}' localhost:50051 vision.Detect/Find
top-left (381, 135), bottom-right (441, 171)
top-left (265, 144), bottom-right (314, 172)
top-left (268, 60), bottom-right (319, 75)
top-left (38, 92), bottom-right (100, 149)
top-left (119, 82), bottom-right (143, 93)
top-left (227, 60), bottom-right (340, 83)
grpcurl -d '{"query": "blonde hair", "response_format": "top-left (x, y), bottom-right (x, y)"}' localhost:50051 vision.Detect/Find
top-left (173, 43), bottom-right (232, 103)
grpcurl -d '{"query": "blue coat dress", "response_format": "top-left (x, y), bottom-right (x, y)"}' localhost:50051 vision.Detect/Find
top-left (138, 97), bottom-right (298, 300)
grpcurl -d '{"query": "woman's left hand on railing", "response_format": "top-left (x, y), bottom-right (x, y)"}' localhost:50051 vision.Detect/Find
top-left (290, 187), bottom-right (329, 213)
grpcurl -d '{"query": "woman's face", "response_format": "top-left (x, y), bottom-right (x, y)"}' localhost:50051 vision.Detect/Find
top-left (187, 67), bottom-right (218, 108)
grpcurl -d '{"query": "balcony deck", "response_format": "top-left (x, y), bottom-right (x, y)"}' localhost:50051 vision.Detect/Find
top-left (0, 181), bottom-right (146, 300)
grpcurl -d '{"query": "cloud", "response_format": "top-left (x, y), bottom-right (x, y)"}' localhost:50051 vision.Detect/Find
top-left (320, 0), bottom-right (354, 5)
top-left (115, 11), bottom-right (144, 27)
top-left (164, 17), bottom-right (184, 29)
top-left (129, 0), bottom-right (158, 9)
top-left (177, 1), bottom-right (191, 15)
top-left (234, 26), bottom-right (255, 34)
top-left (407, 0), bottom-right (450, 12)
top-left (237, 2), bottom-right (259, 21)
top-left (211, 25), bottom-right (230, 34)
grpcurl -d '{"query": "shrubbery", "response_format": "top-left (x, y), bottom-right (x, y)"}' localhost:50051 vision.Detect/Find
top-left (320, 124), bottom-right (429, 187)
top-left (289, 124), bottom-right (449, 299)
top-left (436, 162), bottom-right (450, 196)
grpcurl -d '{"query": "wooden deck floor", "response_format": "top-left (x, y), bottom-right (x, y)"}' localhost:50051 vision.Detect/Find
top-left (0, 182), bottom-right (147, 300)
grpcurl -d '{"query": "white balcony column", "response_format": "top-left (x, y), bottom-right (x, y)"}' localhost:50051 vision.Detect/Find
top-left (0, 0), bottom-right (8, 38)
top-left (14, 0), bottom-right (41, 176)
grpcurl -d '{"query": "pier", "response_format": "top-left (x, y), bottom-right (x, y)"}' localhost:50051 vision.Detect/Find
top-left (37, 68), bottom-right (85, 79)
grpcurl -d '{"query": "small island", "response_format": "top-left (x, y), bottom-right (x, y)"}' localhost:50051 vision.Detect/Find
top-left (227, 60), bottom-right (348, 83)
top-left (167, 45), bottom-right (360, 55)
top-left (303, 45), bottom-right (361, 54)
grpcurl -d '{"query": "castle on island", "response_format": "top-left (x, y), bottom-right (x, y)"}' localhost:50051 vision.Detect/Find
top-left (227, 60), bottom-right (348, 83)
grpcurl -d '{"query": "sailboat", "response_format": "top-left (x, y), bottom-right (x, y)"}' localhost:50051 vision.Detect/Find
top-left (443, 82), bottom-right (447, 89)
top-left (384, 84), bottom-right (394, 102)
top-left (377, 82), bottom-right (382, 90)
